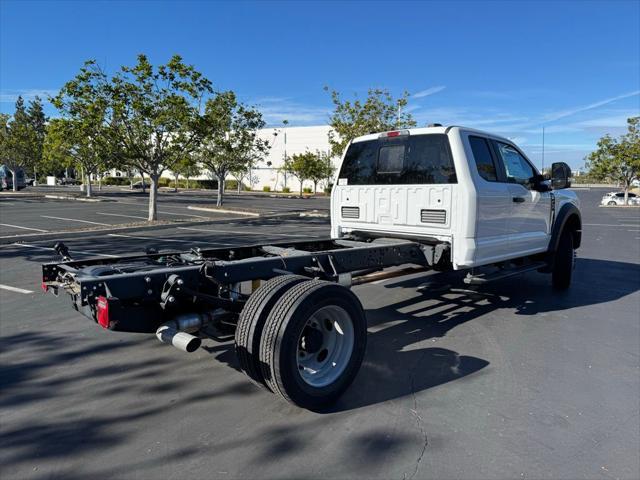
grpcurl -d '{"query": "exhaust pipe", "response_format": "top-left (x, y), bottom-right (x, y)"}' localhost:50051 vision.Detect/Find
top-left (156, 324), bottom-right (201, 353)
top-left (155, 312), bottom-right (214, 353)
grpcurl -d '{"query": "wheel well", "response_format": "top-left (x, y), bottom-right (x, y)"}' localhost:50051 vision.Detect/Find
top-left (564, 214), bottom-right (582, 249)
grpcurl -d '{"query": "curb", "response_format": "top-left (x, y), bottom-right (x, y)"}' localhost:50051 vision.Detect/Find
top-left (187, 205), bottom-right (260, 217)
top-left (44, 194), bottom-right (114, 202)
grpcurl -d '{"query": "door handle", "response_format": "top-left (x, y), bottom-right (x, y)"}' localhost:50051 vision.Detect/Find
top-left (512, 196), bottom-right (526, 203)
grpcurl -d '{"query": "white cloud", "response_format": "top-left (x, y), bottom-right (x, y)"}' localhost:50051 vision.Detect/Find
top-left (253, 97), bottom-right (331, 126)
top-left (541, 90), bottom-right (640, 123)
top-left (0, 89), bottom-right (58, 103)
top-left (412, 86), bottom-right (446, 98)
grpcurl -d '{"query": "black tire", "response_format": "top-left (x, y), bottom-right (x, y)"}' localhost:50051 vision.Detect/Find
top-left (552, 229), bottom-right (575, 290)
top-left (235, 275), bottom-right (307, 389)
top-left (607, 201), bottom-right (617, 206)
top-left (259, 280), bottom-right (367, 410)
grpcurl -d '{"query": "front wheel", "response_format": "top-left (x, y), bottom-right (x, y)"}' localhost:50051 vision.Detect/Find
top-left (552, 230), bottom-right (575, 290)
top-left (607, 201), bottom-right (617, 206)
top-left (259, 280), bottom-right (367, 410)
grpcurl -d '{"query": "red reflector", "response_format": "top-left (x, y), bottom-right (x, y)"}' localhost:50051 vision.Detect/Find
top-left (41, 282), bottom-right (48, 293)
top-left (96, 296), bottom-right (110, 329)
top-left (387, 131), bottom-right (401, 137)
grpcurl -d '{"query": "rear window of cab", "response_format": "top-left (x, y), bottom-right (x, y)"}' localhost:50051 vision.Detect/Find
top-left (338, 134), bottom-right (457, 185)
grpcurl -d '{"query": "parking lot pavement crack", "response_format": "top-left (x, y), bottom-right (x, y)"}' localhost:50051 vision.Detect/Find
top-left (402, 350), bottom-right (429, 480)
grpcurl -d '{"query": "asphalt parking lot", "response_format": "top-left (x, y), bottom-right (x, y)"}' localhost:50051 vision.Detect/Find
top-left (1, 188), bottom-right (639, 479)
top-left (0, 186), bottom-right (330, 236)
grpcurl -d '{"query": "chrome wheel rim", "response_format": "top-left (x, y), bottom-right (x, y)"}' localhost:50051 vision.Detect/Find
top-left (296, 305), bottom-right (354, 388)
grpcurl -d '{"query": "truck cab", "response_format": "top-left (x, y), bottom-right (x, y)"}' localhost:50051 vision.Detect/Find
top-left (331, 125), bottom-right (580, 270)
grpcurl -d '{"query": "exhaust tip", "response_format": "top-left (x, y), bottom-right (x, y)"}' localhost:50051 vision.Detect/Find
top-left (185, 337), bottom-right (202, 353)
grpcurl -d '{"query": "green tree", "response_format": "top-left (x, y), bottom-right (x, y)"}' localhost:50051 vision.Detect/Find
top-left (0, 114), bottom-right (11, 183)
top-left (168, 156), bottom-right (199, 192)
top-left (107, 55), bottom-right (212, 220)
top-left (43, 117), bottom-right (112, 197)
top-left (325, 87), bottom-right (416, 158)
top-left (308, 150), bottom-right (335, 194)
top-left (586, 116), bottom-right (640, 205)
top-left (42, 118), bottom-right (75, 177)
top-left (195, 91), bottom-right (270, 206)
top-left (52, 71), bottom-right (117, 197)
top-left (27, 96), bottom-right (47, 182)
top-left (285, 151), bottom-right (318, 196)
top-left (2, 97), bottom-right (38, 190)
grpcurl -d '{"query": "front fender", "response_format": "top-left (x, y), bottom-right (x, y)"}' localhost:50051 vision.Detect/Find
top-left (549, 202), bottom-right (582, 252)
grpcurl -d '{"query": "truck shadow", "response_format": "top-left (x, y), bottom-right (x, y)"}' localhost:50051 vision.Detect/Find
top-left (330, 257), bottom-right (639, 412)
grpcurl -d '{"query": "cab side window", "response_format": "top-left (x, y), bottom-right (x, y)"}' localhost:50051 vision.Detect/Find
top-left (494, 142), bottom-right (536, 187)
top-left (469, 136), bottom-right (498, 182)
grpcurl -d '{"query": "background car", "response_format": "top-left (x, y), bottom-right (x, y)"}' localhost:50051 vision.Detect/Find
top-left (601, 191), bottom-right (640, 206)
top-left (131, 180), bottom-right (150, 189)
top-left (58, 177), bottom-right (82, 186)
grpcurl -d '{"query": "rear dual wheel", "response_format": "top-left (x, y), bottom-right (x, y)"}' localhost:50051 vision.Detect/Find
top-left (235, 275), bottom-right (307, 389)
top-left (236, 276), bottom-right (367, 410)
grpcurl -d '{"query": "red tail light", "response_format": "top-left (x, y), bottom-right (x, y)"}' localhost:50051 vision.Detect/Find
top-left (379, 130), bottom-right (409, 138)
top-left (96, 296), bottom-right (110, 329)
top-left (41, 282), bottom-right (49, 293)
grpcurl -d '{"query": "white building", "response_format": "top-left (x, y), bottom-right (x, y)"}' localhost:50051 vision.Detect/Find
top-left (109, 125), bottom-right (339, 192)
top-left (250, 125), bottom-right (335, 192)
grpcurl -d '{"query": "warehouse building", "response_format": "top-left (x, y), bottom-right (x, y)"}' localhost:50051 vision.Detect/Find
top-left (109, 125), bottom-right (338, 192)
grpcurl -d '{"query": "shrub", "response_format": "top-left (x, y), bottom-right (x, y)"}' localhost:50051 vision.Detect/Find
top-left (303, 187), bottom-right (312, 194)
top-left (102, 176), bottom-right (130, 186)
top-left (282, 187), bottom-right (291, 193)
top-left (263, 185), bottom-right (271, 192)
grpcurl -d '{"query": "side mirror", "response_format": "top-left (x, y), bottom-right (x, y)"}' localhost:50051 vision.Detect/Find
top-left (551, 162), bottom-right (572, 189)
top-left (530, 173), bottom-right (551, 192)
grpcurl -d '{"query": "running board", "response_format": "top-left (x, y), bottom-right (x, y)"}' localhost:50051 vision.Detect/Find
top-left (464, 261), bottom-right (547, 285)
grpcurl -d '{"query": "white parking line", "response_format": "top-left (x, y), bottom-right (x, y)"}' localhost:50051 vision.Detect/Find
top-left (108, 233), bottom-right (235, 246)
top-left (0, 223), bottom-right (49, 232)
top-left (0, 284), bottom-right (34, 294)
top-left (108, 233), bottom-right (190, 243)
top-left (583, 223), bottom-right (640, 227)
top-left (177, 227), bottom-right (308, 237)
top-left (97, 212), bottom-right (147, 220)
top-left (41, 215), bottom-right (110, 226)
top-left (153, 211), bottom-right (210, 219)
top-left (14, 243), bottom-right (119, 257)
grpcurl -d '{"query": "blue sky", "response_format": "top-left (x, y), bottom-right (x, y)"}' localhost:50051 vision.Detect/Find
top-left (1, 0), bottom-right (639, 170)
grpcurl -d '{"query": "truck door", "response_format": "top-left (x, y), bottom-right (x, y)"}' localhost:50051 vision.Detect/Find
top-left (467, 136), bottom-right (512, 264)
top-left (491, 141), bottom-right (551, 256)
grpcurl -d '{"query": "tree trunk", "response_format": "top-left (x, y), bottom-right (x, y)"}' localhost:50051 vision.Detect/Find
top-left (299, 180), bottom-right (303, 197)
top-left (86, 173), bottom-right (92, 198)
top-left (237, 179), bottom-right (241, 194)
top-left (216, 174), bottom-right (224, 207)
top-left (140, 172), bottom-right (146, 193)
top-left (624, 185), bottom-right (629, 206)
top-left (98, 174), bottom-right (102, 192)
top-left (9, 169), bottom-right (17, 191)
top-left (186, 176), bottom-right (189, 189)
top-left (174, 173), bottom-right (179, 193)
top-left (148, 174), bottom-right (159, 221)
top-left (313, 181), bottom-right (318, 194)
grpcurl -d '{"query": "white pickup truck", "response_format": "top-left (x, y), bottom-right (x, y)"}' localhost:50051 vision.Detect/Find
top-left (42, 125), bottom-right (581, 410)
top-left (332, 125), bottom-right (581, 288)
